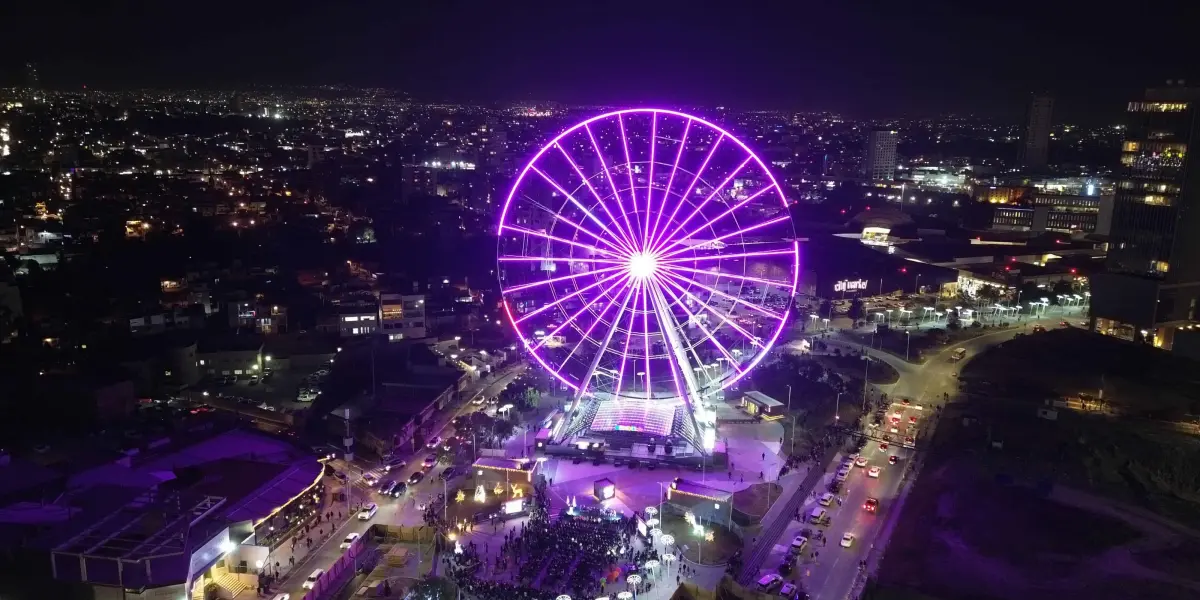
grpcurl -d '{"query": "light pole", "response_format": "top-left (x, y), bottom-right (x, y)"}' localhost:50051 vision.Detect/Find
top-left (786, 384), bottom-right (792, 411)
top-left (905, 330), bottom-right (912, 361)
top-left (834, 391), bottom-right (843, 422)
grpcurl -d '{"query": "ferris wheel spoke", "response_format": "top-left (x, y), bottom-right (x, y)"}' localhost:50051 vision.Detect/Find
top-left (555, 143), bottom-right (639, 253)
top-left (585, 123), bottom-right (641, 252)
top-left (658, 185), bottom-right (774, 255)
top-left (654, 272), bottom-right (761, 347)
top-left (612, 280), bottom-right (643, 400)
top-left (644, 112), bottom-right (658, 247)
top-left (561, 278), bottom-right (637, 377)
top-left (657, 215), bottom-right (792, 261)
top-left (656, 267), bottom-right (784, 320)
top-left (646, 279), bottom-right (699, 401)
top-left (530, 166), bottom-right (637, 256)
top-left (500, 224), bottom-right (623, 259)
top-left (499, 256), bottom-right (623, 264)
top-left (648, 133), bottom-right (725, 251)
top-left (652, 156), bottom-right (753, 256)
top-left (511, 268), bottom-right (628, 323)
top-left (661, 263), bottom-right (793, 291)
top-left (530, 273), bottom-right (631, 352)
top-left (647, 117), bottom-right (690, 249)
top-left (658, 248), bottom-right (795, 265)
top-left (616, 113), bottom-right (643, 247)
top-left (568, 274), bottom-right (638, 398)
top-left (655, 277), bottom-right (745, 373)
top-left (503, 300), bottom-right (576, 392)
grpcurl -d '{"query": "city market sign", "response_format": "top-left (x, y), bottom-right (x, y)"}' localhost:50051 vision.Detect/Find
top-left (833, 279), bottom-right (869, 293)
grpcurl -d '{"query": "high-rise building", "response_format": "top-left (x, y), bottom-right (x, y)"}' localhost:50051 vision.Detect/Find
top-left (1020, 94), bottom-right (1054, 169)
top-left (863, 130), bottom-right (897, 181)
top-left (1091, 83), bottom-right (1200, 351)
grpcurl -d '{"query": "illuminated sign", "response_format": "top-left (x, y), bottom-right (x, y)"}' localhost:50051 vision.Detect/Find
top-left (503, 499), bottom-right (525, 514)
top-left (833, 279), bottom-right (868, 293)
top-left (601, 484), bottom-right (616, 500)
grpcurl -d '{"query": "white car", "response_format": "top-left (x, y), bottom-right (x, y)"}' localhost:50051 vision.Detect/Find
top-left (362, 473), bottom-right (379, 487)
top-left (271, 594), bottom-right (290, 600)
top-left (840, 533), bottom-right (855, 548)
top-left (426, 436), bottom-right (441, 449)
top-left (790, 535), bottom-right (809, 550)
top-left (818, 492), bottom-right (835, 506)
top-left (302, 569), bottom-right (324, 590)
top-left (835, 467), bottom-right (850, 482)
top-left (868, 466), bottom-right (881, 478)
top-left (853, 455), bottom-right (868, 468)
top-left (340, 532), bottom-right (360, 549)
top-left (357, 503), bottom-right (378, 520)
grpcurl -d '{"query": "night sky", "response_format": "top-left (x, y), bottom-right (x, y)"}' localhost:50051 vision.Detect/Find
top-left (2, 0), bottom-right (1197, 120)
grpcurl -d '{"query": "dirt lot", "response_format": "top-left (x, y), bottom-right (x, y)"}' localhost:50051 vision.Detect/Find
top-left (874, 454), bottom-right (1200, 600)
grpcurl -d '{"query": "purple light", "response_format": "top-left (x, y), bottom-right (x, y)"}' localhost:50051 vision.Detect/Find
top-left (647, 118), bottom-right (690, 248)
top-left (496, 109), bottom-right (799, 403)
top-left (653, 156), bottom-right (753, 255)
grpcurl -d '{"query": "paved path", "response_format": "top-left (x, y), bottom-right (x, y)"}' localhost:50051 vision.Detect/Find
top-left (737, 444), bottom-right (838, 584)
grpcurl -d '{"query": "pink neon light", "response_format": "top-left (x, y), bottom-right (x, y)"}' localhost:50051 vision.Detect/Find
top-left (495, 109), bottom-right (799, 399)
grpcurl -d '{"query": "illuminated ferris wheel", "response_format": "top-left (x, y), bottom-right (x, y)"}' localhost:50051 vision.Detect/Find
top-left (497, 108), bottom-right (798, 413)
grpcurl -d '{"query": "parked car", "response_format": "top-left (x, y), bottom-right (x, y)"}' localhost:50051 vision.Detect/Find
top-left (340, 532), bottom-right (360, 549)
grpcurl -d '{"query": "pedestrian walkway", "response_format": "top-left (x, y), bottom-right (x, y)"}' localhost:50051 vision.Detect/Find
top-left (737, 444), bottom-right (839, 584)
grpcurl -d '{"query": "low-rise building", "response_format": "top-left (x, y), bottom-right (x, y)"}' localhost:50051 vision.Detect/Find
top-left (380, 293), bottom-right (427, 341)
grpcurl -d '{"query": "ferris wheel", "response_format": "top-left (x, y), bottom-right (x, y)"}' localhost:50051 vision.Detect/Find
top-left (497, 108), bottom-right (798, 405)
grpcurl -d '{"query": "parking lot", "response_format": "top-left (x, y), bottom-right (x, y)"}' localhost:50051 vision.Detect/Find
top-left (199, 366), bottom-right (330, 413)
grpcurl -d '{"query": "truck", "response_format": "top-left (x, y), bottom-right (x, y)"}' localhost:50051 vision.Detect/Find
top-left (950, 347), bottom-right (967, 362)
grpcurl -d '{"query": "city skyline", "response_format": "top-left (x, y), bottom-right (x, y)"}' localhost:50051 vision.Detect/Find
top-left (3, 0), bottom-right (1199, 120)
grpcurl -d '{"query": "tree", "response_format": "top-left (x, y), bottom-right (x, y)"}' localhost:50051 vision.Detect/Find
top-left (819, 299), bottom-right (833, 319)
top-left (848, 297), bottom-right (865, 322)
top-left (977, 285), bottom-right (1001, 304)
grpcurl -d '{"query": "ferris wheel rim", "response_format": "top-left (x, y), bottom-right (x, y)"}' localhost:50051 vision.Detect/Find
top-left (497, 108), bottom-right (799, 399)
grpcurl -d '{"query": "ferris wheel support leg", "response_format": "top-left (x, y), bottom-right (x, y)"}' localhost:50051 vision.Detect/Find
top-left (647, 281), bottom-right (709, 456)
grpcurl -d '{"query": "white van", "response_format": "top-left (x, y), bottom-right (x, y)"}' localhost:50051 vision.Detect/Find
top-left (302, 569), bottom-right (324, 590)
top-left (809, 507), bottom-right (828, 524)
top-left (951, 347), bottom-right (967, 361)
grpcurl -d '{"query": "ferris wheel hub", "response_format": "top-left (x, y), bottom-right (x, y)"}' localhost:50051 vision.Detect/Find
top-left (627, 252), bottom-right (660, 280)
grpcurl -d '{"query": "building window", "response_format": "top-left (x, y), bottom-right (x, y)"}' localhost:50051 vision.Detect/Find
top-left (343, 316), bottom-right (359, 322)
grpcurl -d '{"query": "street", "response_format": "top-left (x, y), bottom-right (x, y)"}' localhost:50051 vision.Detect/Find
top-left (266, 363), bottom-right (528, 599)
top-left (764, 309), bottom-right (1086, 600)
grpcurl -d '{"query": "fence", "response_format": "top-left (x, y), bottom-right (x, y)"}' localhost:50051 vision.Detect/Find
top-left (371, 524), bottom-right (436, 545)
top-left (299, 532), bottom-right (368, 600)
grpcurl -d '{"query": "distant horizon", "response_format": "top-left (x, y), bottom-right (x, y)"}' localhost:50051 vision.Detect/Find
top-left (0, 84), bottom-right (1142, 126)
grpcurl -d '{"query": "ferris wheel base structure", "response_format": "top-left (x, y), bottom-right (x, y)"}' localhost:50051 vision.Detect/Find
top-left (498, 108), bottom-right (799, 461)
top-left (549, 389), bottom-right (721, 458)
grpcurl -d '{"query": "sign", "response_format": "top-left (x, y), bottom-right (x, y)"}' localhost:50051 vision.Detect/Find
top-left (833, 279), bottom-right (868, 293)
top-left (503, 499), bottom-right (525, 514)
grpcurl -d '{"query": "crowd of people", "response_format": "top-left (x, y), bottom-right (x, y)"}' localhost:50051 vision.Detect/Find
top-left (442, 502), bottom-right (641, 600)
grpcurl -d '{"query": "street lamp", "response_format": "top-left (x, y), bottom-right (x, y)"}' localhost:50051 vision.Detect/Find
top-left (905, 330), bottom-right (912, 361)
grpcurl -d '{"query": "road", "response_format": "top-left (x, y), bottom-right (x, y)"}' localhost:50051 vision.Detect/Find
top-left (762, 309), bottom-right (1087, 600)
top-left (268, 364), bottom-right (527, 599)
